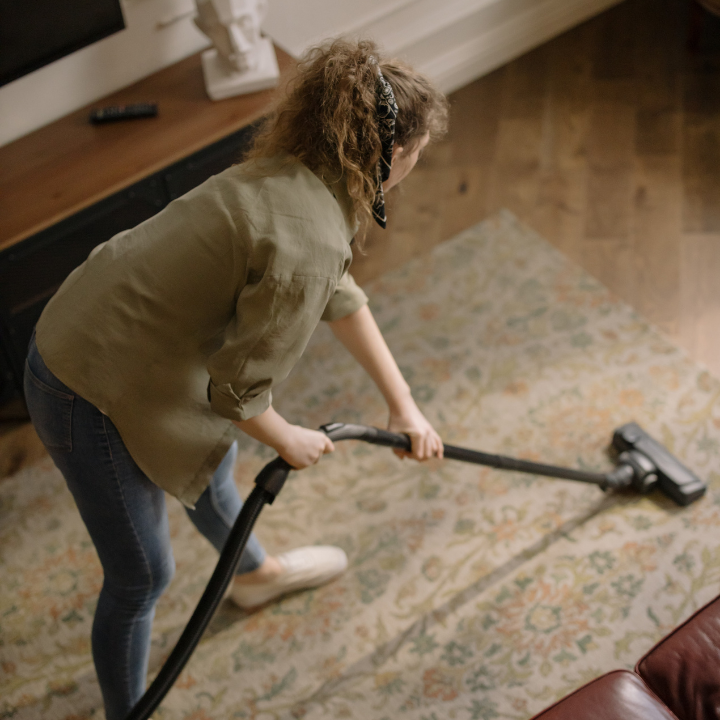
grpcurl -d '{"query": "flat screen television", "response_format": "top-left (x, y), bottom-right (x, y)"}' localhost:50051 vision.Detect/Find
top-left (0, 0), bottom-right (126, 87)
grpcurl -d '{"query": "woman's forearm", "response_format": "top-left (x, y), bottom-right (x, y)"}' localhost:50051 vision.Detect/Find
top-left (327, 304), bottom-right (413, 414)
top-left (233, 406), bottom-right (291, 452)
top-left (233, 406), bottom-right (334, 468)
top-left (328, 304), bottom-right (443, 459)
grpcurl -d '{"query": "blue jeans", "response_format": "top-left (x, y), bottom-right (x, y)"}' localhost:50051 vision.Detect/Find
top-left (23, 332), bottom-right (266, 720)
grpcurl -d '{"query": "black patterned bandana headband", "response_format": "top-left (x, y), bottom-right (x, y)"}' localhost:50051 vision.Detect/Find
top-left (371, 59), bottom-right (399, 229)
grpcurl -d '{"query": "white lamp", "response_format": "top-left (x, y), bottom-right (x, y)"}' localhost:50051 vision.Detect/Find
top-left (194, 0), bottom-right (280, 101)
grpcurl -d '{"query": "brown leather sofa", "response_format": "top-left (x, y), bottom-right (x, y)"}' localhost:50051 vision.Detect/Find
top-left (529, 594), bottom-right (720, 719)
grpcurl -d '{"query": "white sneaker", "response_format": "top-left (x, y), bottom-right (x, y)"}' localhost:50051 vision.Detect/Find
top-left (228, 545), bottom-right (348, 610)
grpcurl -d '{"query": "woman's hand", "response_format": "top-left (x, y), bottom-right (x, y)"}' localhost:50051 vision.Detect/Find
top-left (328, 305), bottom-right (443, 462)
top-left (234, 406), bottom-right (333, 470)
top-left (388, 400), bottom-right (444, 462)
top-left (276, 425), bottom-right (335, 469)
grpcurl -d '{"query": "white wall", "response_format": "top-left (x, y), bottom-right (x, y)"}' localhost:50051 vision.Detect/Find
top-left (0, 0), bottom-right (624, 149)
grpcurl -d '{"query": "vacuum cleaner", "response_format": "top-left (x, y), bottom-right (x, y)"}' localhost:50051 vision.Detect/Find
top-left (125, 420), bottom-right (706, 720)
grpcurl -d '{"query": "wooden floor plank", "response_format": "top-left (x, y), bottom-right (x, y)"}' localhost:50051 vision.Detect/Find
top-left (680, 232), bottom-right (720, 370)
top-left (632, 155), bottom-right (682, 335)
top-left (581, 238), bottom-right (637, 305)
top-left (585, 164), bottom-right (634, 240)
top-left (445, 68), bottom-right (505, 166)
top-left (592, 0), bottom-right (637, 81)
top-left (532, 165), bottom-right (587, 262)
top-left (682, 115), bottom-right (720, 232)
top-left (436, 164), bottom-right (491, 242)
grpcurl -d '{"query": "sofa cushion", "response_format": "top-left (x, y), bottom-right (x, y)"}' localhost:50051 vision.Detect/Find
top-left (529, 670), bottom-right (678, 719)
top-left (636, 595), bottom-right (720, 720)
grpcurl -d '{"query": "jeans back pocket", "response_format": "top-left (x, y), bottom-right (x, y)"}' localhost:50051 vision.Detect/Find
top-left (24, 359), bottom-right (74, 453)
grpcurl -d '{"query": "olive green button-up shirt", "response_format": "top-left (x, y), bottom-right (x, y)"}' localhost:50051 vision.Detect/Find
top-left (36, 154), bottom-right (368, 507)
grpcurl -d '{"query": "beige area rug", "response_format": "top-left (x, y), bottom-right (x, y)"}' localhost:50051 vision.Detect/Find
top-left (2, 210), bottom-right (720, 720)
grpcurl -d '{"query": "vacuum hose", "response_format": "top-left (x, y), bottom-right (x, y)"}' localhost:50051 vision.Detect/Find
top-left (125, 420), bottom-right (687, 720)
top-left (124, 457), bottom-right (292, 720)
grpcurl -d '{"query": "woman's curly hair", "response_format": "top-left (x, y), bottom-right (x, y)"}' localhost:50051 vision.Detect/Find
top-left (245, 38), bottom-right (448, 243)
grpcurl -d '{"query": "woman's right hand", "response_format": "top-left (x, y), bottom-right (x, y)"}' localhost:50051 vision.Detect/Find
top-left (276, 425), bottom-right (335, 469)
top-left (234, 406), bottom-right (333, 469)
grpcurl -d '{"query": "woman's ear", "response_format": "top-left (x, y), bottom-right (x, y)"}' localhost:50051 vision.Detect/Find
top-left (391, 144), bottom-right (404, 160)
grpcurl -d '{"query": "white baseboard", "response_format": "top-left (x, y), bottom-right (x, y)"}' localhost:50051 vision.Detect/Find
top-left (265, 0), bottom-right (625, 95)
top-left (420, 0), bottom-right (626, 94)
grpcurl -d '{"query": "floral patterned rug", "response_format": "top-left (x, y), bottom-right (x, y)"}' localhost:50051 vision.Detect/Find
top-left (2, 210), bottom-right (719, 720)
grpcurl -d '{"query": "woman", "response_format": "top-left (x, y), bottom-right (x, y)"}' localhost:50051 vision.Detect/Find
top-left (24, 38), bottom-right (448, 720)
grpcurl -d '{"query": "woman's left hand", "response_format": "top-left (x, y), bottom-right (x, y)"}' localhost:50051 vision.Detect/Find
top-left (327, 304), bottom-right (443, 461)
top-left (388, 401), bottom-right (444, 461)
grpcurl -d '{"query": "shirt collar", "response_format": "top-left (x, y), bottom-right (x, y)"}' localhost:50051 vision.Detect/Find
top-left (313, 166), bottom-right (359, 242)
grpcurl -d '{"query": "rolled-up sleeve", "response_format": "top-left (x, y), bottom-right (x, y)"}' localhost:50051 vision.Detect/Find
top-left (207, 272), bottom-right (336, 421)
top-left (321, 269), bottom-right (368, 322)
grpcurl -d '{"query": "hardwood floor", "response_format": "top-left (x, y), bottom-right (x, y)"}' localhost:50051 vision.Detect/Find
top-left (2, 0), bottom-right (719, 477)
top-left (354, 0), bottom-right (720, 378)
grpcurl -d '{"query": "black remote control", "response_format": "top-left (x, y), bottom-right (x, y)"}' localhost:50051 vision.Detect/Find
top-left (89, 103), bottom-right (158, 124)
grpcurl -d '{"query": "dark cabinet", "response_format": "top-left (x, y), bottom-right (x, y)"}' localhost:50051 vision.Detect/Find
top-left (164, 123), bottom-right (259, 200)
top-left (0, 121), bottom-right (258, 404)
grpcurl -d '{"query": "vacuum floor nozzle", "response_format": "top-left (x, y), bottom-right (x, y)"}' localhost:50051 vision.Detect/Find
top-left (612, 422), bottom-right (707, 506)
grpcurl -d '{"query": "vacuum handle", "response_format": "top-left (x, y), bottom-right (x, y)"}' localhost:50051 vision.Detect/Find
top-left (320, 422), bottom-right (410, 449)
top-left (321, 422), bottom-right (412, 451)
top-left (320, 422), bottom-right (611, 486)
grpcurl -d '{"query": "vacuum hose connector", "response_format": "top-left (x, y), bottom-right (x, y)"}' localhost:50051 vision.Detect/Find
top-left (606, 451), bottom-right (658, 493)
